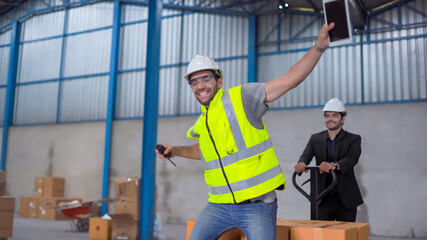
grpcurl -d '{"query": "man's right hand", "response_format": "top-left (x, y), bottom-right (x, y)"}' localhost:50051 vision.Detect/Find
top-left (294, 162), bottom-right (308, 173)
top-left (155, 144), bottom-right (173, 161)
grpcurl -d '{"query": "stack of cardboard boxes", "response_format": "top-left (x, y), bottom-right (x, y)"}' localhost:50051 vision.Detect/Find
top-left (113, 177), bottom-right (140, 221)
top-left (20, 177), bottom-right (81, 220)
top-left (0, 196), bottom-right (15, 239)
top-left (187, 219), bottom-right (369, 240)
top-left (0, 170), bottom-right (15, 239)
top-left (89, 177), bottom-right (140, 240)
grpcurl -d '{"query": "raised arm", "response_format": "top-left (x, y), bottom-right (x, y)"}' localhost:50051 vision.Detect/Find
top-left (155, 143), bottom-right (201, 160)
top-left (265, 23), bottom-right (335, 103)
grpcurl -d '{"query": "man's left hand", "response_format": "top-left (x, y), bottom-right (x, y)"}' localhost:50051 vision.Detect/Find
top-left (319, 161), bottom-right (335, 174)
top-left (316, 23), bottom-right (335, 50)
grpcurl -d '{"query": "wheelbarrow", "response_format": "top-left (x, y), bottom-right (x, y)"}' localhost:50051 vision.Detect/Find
top-left (292, 166), bottom-right (337, 220)
top-left (46, 199), bottom-right (112, 232)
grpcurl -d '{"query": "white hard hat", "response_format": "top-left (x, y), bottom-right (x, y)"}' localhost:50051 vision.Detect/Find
top-left (322, 98), bottom-right (346, 113)
top-left (184, 55), bottom-right (223, 81)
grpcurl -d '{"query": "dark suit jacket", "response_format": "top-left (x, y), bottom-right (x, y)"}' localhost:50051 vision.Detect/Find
top-left (298, 129), bottom-right (364, 209)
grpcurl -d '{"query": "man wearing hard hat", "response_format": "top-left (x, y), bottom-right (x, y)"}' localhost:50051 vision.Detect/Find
top-left (294, 98), bottom-right (363, 222)
top-left (156, 23), bottom-right (335, 240)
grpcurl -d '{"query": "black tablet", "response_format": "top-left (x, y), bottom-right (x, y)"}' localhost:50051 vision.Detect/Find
top-left (323, 0), bottom-right (353, 46)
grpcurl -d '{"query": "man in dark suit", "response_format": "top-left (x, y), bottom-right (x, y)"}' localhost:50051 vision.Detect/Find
top-left (294, 98), bottom-right (363, 222)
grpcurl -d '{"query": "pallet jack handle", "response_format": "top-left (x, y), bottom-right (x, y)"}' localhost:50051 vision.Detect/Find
top-left (292, 166), bottom-right (337, 220)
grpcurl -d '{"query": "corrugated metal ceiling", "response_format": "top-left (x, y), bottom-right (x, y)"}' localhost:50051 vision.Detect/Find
top-left (0, 0), bottom-right (406, 15)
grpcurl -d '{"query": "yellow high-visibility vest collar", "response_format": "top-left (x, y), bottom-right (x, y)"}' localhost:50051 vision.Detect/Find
top-left (187, 86), bottom-right (286, 204)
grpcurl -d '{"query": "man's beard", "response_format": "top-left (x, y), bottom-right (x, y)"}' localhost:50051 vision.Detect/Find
top-left (197, 84), bottom-right (220, 106)
top-left (326, 121), bottom-right (342, 131)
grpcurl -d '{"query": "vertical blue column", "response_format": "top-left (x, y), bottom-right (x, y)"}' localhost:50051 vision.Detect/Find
top-left (101, 0), bottom-right (121, 215)
top-left (140, 0), bottom-right (162, 239)
top-left (1, 22), bottom-right (21, 171)
top-left (248, 15), bottom-right (257, 83)
top-left (360, 34), bottom-right (365, 105)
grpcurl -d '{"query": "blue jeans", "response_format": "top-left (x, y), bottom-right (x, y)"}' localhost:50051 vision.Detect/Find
top-left (189, 200), bottom-right (278, 240)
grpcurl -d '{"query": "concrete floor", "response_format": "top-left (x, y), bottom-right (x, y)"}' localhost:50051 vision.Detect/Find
top-left (9, 214), bottom-right (427, 240)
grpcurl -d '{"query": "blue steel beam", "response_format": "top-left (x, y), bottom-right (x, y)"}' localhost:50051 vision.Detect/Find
top-left (359, 34), bottom-right (365, 104)
top-left (101, 0), bottom-right (121, 215)
top-left (355, 0), bottom-right (368, 14)
top-left (248, 15), bottom-right (257, 83)
top-left (258, 15), bottom-right (281, 46)
top-left (140, 0), bottom-right (162, 239)
top-left (0, 0), bottom-right (96, 32)
top-left (403, 3), bottom-right (427, 18)
top-left (291, 17), bottom-right (319, 40)
top-left (0, 0), bottom-right (25, 15)
top-left (1, 21), bottom-right (20, 171)
top-left (122, 0), bottom-right (248, 15)
top-left (370, 15), bottom-right (400, 28)
top-left (162, 3), bottom-right (248, 16)
top-left (259, 8), bottom-right (323, 17)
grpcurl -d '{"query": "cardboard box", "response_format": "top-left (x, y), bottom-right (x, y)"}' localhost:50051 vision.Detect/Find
top-left (38, 198), bottom-right (82, 220)
top-left (28, 197), bottom-right (39, 218)
top-left (114, 178), bottom-right (140, 200)
top-left (0, 196), bottom-right (15, 238)
top-left (19, 196), bottom-right (32, 218)
top-left (291, 225), bottom-right (322, 240)
top-left (342, 222), bottom-right (369, 240)
top-left (0, 171), bottom-right (5, 183)
top-left (0, 171), bottom-right (5, 196)
top-left (187, 219), bottom-right (368, 240)
top-left (0, 181), bottom-right (4, 196)
top-left (0, 196), bottom-right (14, 211)
top-left (114, 198), bottom-right (139, 221)
top-left (0, 211), bottom-right (14, 237)
top-left (44, 177), bottom-right (65, 197)
top-left (290, 220), bottom-right (361, 240)
top-left (322, 224), bottom-right (358, 240)
top-left (34, 177), bottom-right (65, 198)
top-left (89, 217), bottom-right (112, 240)
top-left (114, 178), bottom-right (140, 221)
top-left (110, 213), bottom-right (138, 240)
top-left (34, 177), bottom-right (44, 197)
top-left (186, 220), bottom-right (195, 240)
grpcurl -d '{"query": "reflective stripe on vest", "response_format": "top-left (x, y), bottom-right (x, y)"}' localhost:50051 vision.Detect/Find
top-left (189, 126), bottom-right (200, 139)
top-left (203, 90), bottom-right (273, 170)
top-left (208, 164), bottom-right (282, 195)
top-left (188, 113), bottom-right (203, 139)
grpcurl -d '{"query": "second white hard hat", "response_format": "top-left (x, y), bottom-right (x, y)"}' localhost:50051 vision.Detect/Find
top-left (184, 55), bottom-right (223, 81)
top-left (322, 98), bottom-right (346, 113)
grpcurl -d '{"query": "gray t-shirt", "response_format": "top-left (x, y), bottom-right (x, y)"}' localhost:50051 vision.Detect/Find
top-left (240, 83), bottom-right (277, 203)
top-left (241, 83), bottom-right (269, 129)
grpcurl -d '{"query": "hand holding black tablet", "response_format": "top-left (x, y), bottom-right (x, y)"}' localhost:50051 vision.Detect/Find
top-left (323, 0), bottom-right (353, 46)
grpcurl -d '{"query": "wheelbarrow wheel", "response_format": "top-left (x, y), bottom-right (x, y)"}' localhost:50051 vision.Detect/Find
top-left (76, 218), bottom-right (89, 232)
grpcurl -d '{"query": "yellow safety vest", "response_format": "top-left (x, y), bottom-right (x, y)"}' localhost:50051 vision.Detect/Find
top-left (187, 86), bottom-right (286, 204)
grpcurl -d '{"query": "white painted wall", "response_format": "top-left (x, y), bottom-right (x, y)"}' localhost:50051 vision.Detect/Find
top-left (2, 101), bottom-right (427, 238)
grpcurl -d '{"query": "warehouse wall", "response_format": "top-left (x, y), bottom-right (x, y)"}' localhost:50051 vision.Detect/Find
top-left (2, 101), bottom-right (427, 238)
